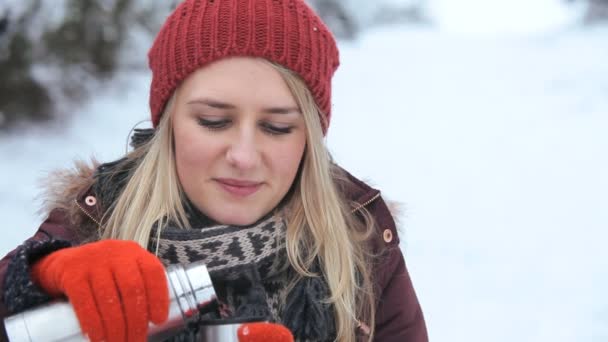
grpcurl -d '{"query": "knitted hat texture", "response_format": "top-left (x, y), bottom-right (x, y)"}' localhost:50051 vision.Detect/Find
top-left (148, 0), bottom-right (340, 133)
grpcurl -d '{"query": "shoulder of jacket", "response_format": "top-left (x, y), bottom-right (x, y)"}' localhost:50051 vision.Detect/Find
top-left (38, 159), bottom-right (101, 237)
top-left (334, 165), bottom-right (401, 249)
top-left (39, 159), bottom-right (98, 214)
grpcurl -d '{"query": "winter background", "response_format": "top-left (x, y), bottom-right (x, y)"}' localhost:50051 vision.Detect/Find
top-left (1, 0), bottom-right (607, 341)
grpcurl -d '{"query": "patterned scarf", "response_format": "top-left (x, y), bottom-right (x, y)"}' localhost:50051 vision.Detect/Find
top-left (148, 213), bottom-right (336, 341)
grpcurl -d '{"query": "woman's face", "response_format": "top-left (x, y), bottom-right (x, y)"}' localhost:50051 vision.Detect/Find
top-left (172, 57), bottom-right (307, 226)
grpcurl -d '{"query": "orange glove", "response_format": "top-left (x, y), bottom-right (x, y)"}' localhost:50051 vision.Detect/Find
top-left (31, 240), bottom-right (169, 342)
top-left (238, 322), bottom-right (294, 342)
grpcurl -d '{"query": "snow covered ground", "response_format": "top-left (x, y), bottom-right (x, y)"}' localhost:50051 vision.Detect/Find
top-left (1, 8), bottom-right (607, 342)
top-left (330, 25), bottom-right (608, 341)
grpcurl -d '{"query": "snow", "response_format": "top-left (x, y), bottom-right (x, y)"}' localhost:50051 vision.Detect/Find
top-left (2, 5), bottom-right (608, 342)
top-left (329, 25), bottom-right (608, 341)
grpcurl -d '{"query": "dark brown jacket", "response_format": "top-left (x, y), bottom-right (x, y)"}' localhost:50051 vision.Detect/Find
top-left (0, 164), bottom-right (427, 341)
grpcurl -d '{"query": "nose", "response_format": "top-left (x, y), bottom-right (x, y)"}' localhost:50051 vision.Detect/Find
top-left (225, 130), bottom-right (260, 171)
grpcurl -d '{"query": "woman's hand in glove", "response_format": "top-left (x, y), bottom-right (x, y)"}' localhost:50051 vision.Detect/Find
top-left (31, 239), bottom-right (169, 342)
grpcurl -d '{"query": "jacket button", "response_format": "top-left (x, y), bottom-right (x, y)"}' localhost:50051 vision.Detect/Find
top-left (85, 195), bottom-right (97, 206)
top-left (383, 229), bottom-right (393, 243)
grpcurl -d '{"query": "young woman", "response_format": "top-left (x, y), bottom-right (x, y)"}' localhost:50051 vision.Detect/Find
top-left (0, 1), bottom-right (427, 341)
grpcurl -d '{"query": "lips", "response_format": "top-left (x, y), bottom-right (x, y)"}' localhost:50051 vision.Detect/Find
top-left (215, 178), bottom-right (263, 197)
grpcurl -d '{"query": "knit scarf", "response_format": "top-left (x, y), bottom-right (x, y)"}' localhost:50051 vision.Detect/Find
top-left (148, 213), bottom-right (336, 341)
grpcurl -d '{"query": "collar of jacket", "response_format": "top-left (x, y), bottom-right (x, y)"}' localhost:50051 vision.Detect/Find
top-left (66, 128), bottom-right (395, 248)
top-left (74, 165), bottom-right (382, 228)
top-left (81, 127), bottom-right (385, 221)
top-left (69, 160), bottom-right (400, 293)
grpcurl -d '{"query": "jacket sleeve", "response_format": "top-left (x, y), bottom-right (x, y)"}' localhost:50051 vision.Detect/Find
top-left (0, 209), bottom-right (82, 340)
top-left (373, 246), bottom-right (428, 342)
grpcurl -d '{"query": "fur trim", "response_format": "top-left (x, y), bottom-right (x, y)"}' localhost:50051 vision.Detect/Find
top-left (385, 198), bottom-right (406, 235)
top-left (37, 159), bottom-right (100, 229)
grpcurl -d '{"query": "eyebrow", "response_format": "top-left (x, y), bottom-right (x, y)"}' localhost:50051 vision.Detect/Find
top-left (187, 98), bottom-right (300, 114)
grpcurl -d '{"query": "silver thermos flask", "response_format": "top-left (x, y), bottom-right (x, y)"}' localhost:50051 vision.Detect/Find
top-left (3, 261), bottom-right (244, 342)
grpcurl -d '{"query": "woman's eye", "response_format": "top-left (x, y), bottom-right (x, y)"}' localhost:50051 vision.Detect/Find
top-left (261, 122), bottom-right (293, 135)
top-left (197, 117), bottom-right (230, 131)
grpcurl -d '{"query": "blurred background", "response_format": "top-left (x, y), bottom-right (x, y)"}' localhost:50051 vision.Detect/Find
top-left (1, 0), bottom-right (607, 341)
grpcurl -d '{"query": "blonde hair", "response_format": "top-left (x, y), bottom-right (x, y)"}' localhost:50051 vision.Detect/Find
top-left (100, 60), bottom-right (376, 342)
top-left (101, 95), bottom-right (189, 247)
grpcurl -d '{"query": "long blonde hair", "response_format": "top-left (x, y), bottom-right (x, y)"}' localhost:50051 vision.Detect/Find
top-left (100, 60), bottom-right (376, 342)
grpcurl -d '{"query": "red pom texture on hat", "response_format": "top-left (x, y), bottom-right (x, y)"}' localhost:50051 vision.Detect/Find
top-left (237, 322), bottom-right (294, 342)
top-left (148, 0), bottom-right (339, 134)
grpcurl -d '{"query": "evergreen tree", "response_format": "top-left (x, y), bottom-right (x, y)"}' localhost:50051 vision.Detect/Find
top-left (0, 0), bottom-right (176, 131)
top-left (586, 0), bottom-right (608, 22)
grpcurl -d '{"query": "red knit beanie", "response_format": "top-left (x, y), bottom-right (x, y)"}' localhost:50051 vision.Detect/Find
top-left (148, 0), bottom-right (340, 133)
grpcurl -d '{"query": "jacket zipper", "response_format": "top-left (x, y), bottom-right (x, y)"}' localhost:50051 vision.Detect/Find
top-left (351, 192), bottom-right (381, 214)
top-left (74, 199), bottom-right (102, 227)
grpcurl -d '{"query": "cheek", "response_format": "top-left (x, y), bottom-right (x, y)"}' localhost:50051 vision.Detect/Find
top-left (173, 126), bottom-right (216, 176)
top-left (270, 139), bottom-right (306, 180)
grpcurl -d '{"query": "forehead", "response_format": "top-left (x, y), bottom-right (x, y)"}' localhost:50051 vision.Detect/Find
top-left (178, 57), bottom-right (297, 107)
